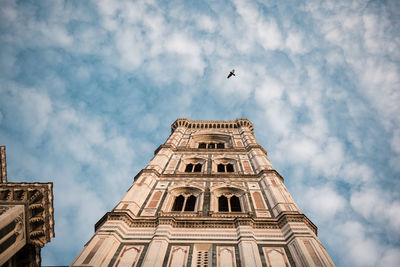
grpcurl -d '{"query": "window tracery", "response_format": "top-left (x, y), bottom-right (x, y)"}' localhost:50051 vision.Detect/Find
top-left (194, 163), bottom-right (202, 172)
top-left (198, 143), bottom-right (206, 149)
top-left (211, 187), bottom-right (246, 214)
top-left (217, 163), bottom-right (234, 173)
top-left (185, 164), bottom-right (194, 172)
top-left (165, 186), bottom-right (203, 213)
top-left (198, 142), bottom-right (225, 149)
top-left (171, 194), bottom-right (197, 212)
top-left (185, 163), bottom-right (203, 173)
top-left (190, 133), bottom-right (231, 149)
top-left (172, 195), bottom-right (185, 211)
top-left (218, 195), bottom-right (242, 212)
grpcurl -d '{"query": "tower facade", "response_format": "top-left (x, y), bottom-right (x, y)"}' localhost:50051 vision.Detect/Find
top-left (72, 119), bottom-right (334, 267)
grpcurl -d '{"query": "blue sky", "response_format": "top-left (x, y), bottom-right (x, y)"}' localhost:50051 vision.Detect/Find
top-left (0, 0), bottom-right (399, 266)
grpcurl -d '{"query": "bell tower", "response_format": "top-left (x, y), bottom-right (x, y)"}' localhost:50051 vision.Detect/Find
top-left (72, 118), bottom-right (334, 267)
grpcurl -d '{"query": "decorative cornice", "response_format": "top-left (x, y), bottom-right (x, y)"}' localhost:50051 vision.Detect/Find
top-left (276, 212), bottom-right (317, 235)
top-left (154, 143), bottom-right (268, 158)
top-left (95, 211), bottom-right (316, 235)
top-left (175, 144), bottom-right (268, 155)
top-left (171, 118), bottom-right (254, 134)
top-left (0, 183), bottom-right (54, 247)
top-left (134, 169), bottom-right (284, 183)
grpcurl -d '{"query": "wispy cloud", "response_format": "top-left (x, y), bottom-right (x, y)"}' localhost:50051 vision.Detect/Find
top-left (0, 0), bottom-right (399, 266)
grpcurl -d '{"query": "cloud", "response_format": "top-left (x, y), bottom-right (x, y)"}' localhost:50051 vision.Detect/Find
top-left (390, 129), bottom-right (400, 154)
top-left (302, 186), bottom-right (346, 221)
top-left (0, 84), bottom-right (52, 139)
top-left (285, 31), bottom-right (307, 54)
top-left (1, 0), bottom-right (399, 266)
top-left (0, 82), bottom-right (137, 262)
top-left (233, 0), bottom-right (283, 51)
top-left (255, 76), bottom-right (284, 102)
top-left (339, 221), bottom-right (380, 266)
top-left (341, 162), bottom-right (374, 185)
top-left (195, 15), bottom-right (217, 33)
top-left (165, 33), bottom-right (206, 74)
top-left (330, 220), bottom-right (400, 267)
top-left (350, 188), bottom-right (400, 236)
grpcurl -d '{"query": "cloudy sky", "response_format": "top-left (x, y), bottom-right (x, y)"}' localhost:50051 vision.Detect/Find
top-left (0, 0), bottom-right (399, 266)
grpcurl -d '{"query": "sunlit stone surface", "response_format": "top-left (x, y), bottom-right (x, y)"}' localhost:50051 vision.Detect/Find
top-left (72, 119), bottom-right (334, 267)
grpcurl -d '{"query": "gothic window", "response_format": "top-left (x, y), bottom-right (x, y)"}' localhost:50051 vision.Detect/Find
top-left (196, 142), bottom-right (226, 149)
top-left (230, 196), bottom-right (241, 212)
top-left (217, 163), bottom-right (235, 173)
top-left (198, 143), bottom-right (206, 149)
top-left (172, 195), bottom-right (185, 211)
top-left (218, 195), bottom-right (229, 211)
top-left (172, 194), bottom-right (197, 212)
top-left (184, 195), bottom-right (196, 211)
top-left (218, 195), bottom-right (242, 212)
top-left (185, 163), bottom-right (203, 173)
top-left (217, 164), bottom-right (225, 172)
top-left (194, 163), bottom-right (202, 172)
top-left (226, 163), bottom-right (234, 172)
top-left (185, 163), bottom-right (194, 172)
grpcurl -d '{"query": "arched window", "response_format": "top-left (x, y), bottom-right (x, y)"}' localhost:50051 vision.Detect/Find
top-left (217, 164), bottom-right (225, 172)
top-left (172, 195), bottom-right (184, 211)
top-left (217, 143), bottom-right (225, 149)
top-left (208, 143), bottom-right (216, 149)
top-left (184, 195), bottom-right (197, 211)
top-left (230, 196), bottom-right (241, 212)
top-left (185, 163), bottom-right (194, 172)
top-left (218, 196), bottom-right (229, 211)
top-left (172, 195), bottom-right (197, 212)
top-left (198, 143), bottom-right (206, 149)
top-left (226, 163), bottom-right (234, 172)
top-left (194, 163), bottom-right (202, 172)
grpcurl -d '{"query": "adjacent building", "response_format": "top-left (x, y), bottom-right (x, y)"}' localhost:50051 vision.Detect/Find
top-left (0, 146), bottom-right (54, 266)
top-left (72, 119), bottom-right (334, 267)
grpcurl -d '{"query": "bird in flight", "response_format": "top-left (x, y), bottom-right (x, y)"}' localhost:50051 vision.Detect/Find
top-left (227, 69), bottom-right (235, 79)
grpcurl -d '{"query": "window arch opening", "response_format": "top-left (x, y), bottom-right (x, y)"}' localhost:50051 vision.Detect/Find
top-left (218, 196), bottom-right (229, 211)
top-left (208, 143), bottom-right (216, 149)
top-left (217, 164), bottom-right (225, 172)
top-left (194, 163), bottom-right (202, 172)
top-left (185, 163), bottom-right (194, 172)
top-left (198, 143), bottom-right (206, 149)
top-left (217, 143), bottom-right (225, 149)
top-left (184, 195), bottom-right (197, 211)
top-left (226, 163), bottom-right (234, 172)
top-left (172, 195), bottom-right (185, 211)
top-left (230, 196), bottom-right (241, 212)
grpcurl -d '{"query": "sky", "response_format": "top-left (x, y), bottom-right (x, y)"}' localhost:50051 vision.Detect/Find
top-left (0, 0), bottom-right (399, 266)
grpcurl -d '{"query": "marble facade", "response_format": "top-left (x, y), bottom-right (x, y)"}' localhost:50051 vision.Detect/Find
top-left (72, 119), bottom-right (334, 267)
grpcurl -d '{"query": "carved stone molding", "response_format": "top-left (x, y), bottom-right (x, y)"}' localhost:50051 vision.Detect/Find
top-left (95, 211), bottom-right (316, 235)
top-left (171, 118), bottom-right (254, 134)
top-left (0, 183), bottom-right (54, 247)
top-left (277, 212), bottom-right (318, 235)
top-left (134, 168), bottom-right (285, 184)
top-left (0, 204), bottom-right (26, 266)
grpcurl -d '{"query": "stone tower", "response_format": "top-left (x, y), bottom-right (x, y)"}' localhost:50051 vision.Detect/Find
top-left (72, 119), bottom-right (334, 267)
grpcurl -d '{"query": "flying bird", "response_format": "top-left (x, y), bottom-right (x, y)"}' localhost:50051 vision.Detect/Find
top-left (227, 69), bottom-right (235, 79)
